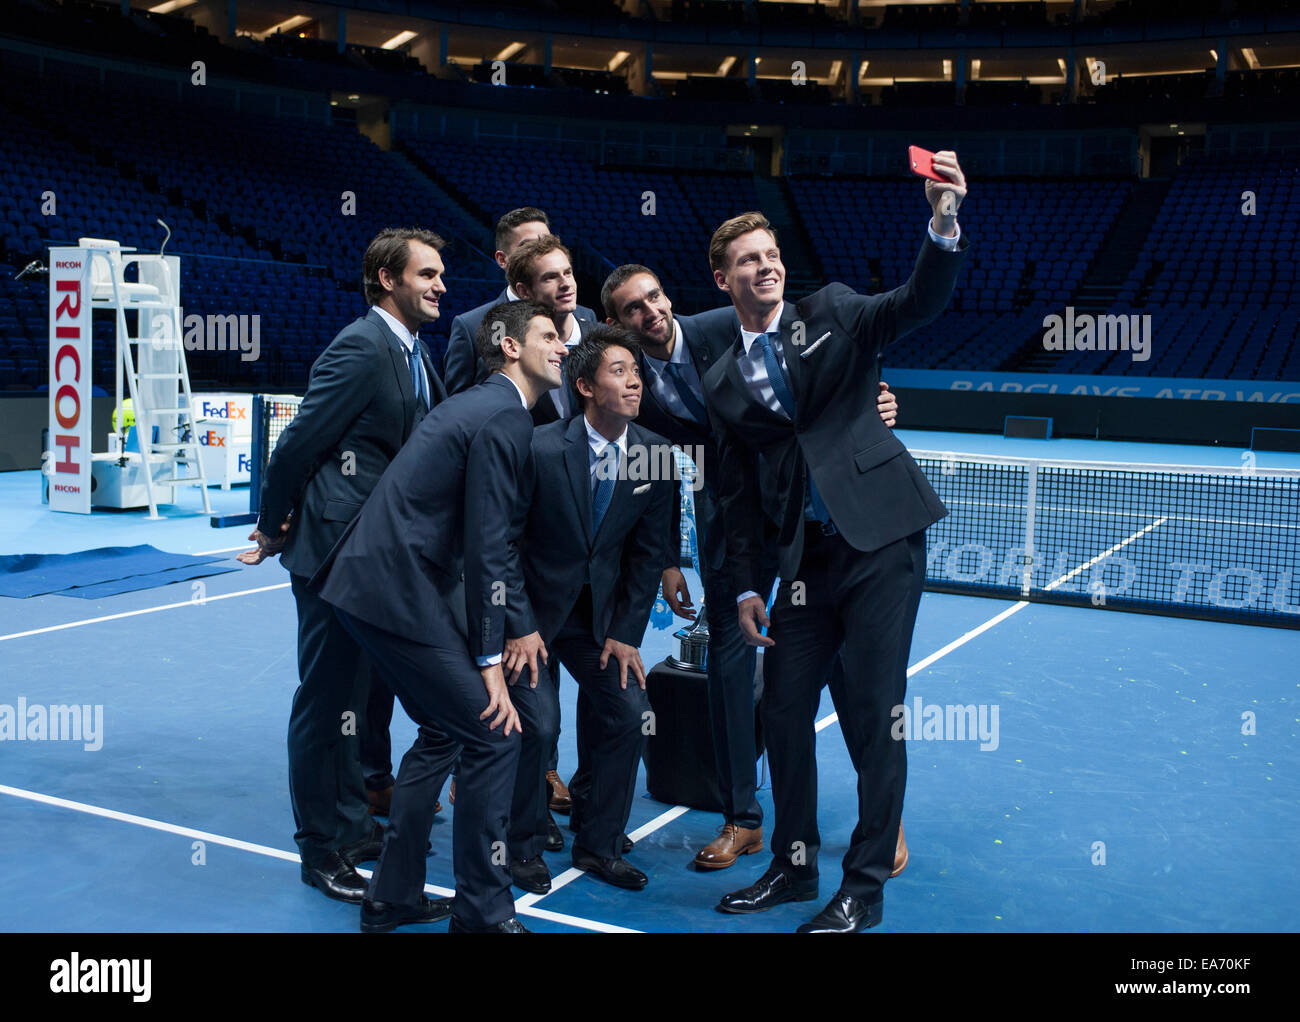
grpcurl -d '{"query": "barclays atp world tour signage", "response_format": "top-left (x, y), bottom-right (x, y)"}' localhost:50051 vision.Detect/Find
top-left (886, 369), bottom-right (1300, 403)
top-left (47, 247), bottom-right (93, 514)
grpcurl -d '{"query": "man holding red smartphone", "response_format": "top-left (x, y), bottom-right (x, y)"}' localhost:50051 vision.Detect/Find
top-left (702, 150), bottom-right (968, 932)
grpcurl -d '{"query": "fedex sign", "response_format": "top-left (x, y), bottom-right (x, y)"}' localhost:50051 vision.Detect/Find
top-left (199, 400), bottom-right (248, 421)
top-left (48, 249), bottom-right (92, 513)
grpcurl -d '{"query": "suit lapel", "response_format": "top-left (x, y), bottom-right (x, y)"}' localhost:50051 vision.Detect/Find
top-left (417, 338), bottom-right (447, 407)
top-left (563, 415), bottom-right (595, 545)
top-left (368, 310), bottom-right (418, 431)
top-left (777, 301), bottom-right (804, 411)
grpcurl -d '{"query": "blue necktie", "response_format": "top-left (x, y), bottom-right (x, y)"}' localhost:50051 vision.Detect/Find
top-left (663, 362), bottom-right (709, 424)
top-left (755, 332), bottom-right (796, 418)
top-left (592, 445), bottom-right (620, 533)
top-left (755, 331), bottom-right (831, 527)
top-left (407, 344), bottom-right (426, 410)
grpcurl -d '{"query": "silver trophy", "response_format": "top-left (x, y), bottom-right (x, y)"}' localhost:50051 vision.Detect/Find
top-left (668, 451), bottom-right (709, 673)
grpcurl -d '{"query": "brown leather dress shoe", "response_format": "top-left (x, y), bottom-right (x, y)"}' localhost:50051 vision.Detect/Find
top-left (547, 770), bottom-right (572, 814)
top-left (891, 822), bottom-right (908, 878)
top-left (693, 823), bottom-right (763, 870)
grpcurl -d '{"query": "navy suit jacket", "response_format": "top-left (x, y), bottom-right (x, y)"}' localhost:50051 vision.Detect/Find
top-left (444, 290), bottom-right (598, 396)
top-left (506, 415), bottom-right (675, 649)
top-left (257, 308), bottom-right (447, 579)
top-left (314, 374), bottom-right (534, 661)
top-left (702, 235), bottom-right (966, 593)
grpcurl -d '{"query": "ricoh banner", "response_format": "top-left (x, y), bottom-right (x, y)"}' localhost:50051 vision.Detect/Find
top-left (47, 247), bottom-right (93, 514)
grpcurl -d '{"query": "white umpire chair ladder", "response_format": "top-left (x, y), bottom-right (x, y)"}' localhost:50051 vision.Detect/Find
top-left (81, 237), bottom-right (211, 519)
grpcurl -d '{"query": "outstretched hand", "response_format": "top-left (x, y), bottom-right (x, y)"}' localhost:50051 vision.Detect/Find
top-left (925, 151), bottom-right (966, 236)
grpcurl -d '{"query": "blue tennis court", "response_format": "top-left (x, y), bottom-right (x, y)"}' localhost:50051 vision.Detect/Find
top-left (2, 431), bottom-right (1298, 933)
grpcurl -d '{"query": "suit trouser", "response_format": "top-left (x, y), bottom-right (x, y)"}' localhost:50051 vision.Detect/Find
top-left (763, 527), bottom-right (926, 902)
top-left (505, 659), bottom-right (560, 860)
top-left (551, 589), bottom-right (649, 860)
top-left (696, 482), bottom-right (764, 830)
top-left (359, 673), bottom-right (397, 793)
top-left (334, 608), bottom-right (520, 929)
top-left (287, 574), bottom-right (373, 865)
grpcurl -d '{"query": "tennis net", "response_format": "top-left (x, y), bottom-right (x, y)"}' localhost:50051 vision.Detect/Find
top-left (912, 450), bottom-right (1300, 629)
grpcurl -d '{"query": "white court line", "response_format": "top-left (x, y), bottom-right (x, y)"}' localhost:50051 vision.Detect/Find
top-left (1043, 515), bottom-right (1168, 591)
top-left (0, 783), bottom-right (639, 934)
top-left (0, 583), bottom-right (291, 643)
top-left (814, 516), bottom-right (1167, 734)
top-left (514, 805), bottom-right (690, 909)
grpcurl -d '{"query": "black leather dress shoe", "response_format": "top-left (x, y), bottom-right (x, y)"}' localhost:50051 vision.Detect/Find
top-left (360, 895), bottom-right (454, 933)
top-left (571, 848), bottom-right (648, 890)
top-left (796, 890), bottom-right (883, 933)
top-left (448, 915), bottom-right (530, 933)
top-left (339, 821), bottom-right (385, 865)
top-left (545, 812), bottom-right (565, 853)
top-left (300, 851), bottom-right (368, 904)
top-left (510, 855), bottom-right (552, 894)
top-left (716, 867), bottom-right (818, 914)
top-left (568, 815), bottom-right (633, 854)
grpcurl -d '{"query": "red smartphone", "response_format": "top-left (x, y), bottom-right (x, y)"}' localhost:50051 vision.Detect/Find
top-left (908, 145), bottom-right (949, 182)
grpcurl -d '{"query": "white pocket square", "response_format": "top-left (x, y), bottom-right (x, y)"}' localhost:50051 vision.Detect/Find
top-left (633, 483), bottom-right (651, 495)
top-left (799, 331), bottom-right (832, 358)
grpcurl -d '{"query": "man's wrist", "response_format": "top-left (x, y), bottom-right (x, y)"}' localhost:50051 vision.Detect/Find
top-left (736, 589), bottom-right (760, 605)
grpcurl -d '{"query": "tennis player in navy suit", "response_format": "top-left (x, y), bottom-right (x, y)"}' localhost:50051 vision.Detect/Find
top-left (602, 267), bottom-right (907, 873)
top-left (702, 152), bottom-right (969, 932)
top-left (240, 228), bottom-right (449, 903)
top-left (443, 206), bottom-right (597, 399)
top-left (500, 325), bottom-right (676, 894)
top-left (313, 299), bottom-right (567, 933)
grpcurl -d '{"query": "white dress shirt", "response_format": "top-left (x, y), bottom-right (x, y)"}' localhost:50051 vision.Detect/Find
top-left (373, 305), bottom-right (429, 404)
top-left (642, 318), bottom-right (705, 421)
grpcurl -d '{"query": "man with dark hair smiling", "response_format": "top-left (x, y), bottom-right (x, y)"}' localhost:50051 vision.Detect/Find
top-left (239, 227), bottom-right (449, 904)
top-left (312, 299), bottom-right (565, 933)
top-left (501, 325), bottom-right (676, 893)
top-left (702, 151), bottom-right (969, 933)
top-left (443, 206), bottom-right (597, 396)
top-left (507, 236), bottom-right (599, 425)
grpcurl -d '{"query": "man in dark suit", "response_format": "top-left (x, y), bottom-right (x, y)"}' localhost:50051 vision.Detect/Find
top-left (602, 266), bottom-right (906, 874)
top-left (505, 235), bottom-right (599, 427)
top-left (500, 325), bottom-right (675, 894)
top-left (313, 299), bottom-right (567, 933)
top-left (239, 228), bottom-right (450, 904)
top-left (702, 151), bottom-right (968, 932)
top-left (443, 206), bottom-right (598, 399)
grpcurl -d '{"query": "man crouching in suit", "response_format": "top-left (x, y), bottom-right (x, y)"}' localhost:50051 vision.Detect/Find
top-left (312, 299), bottom-right (568, 933)
top-left (501, 325), bottom-right (676, 893)
top-left (704, 152), bottom-right (969, 932)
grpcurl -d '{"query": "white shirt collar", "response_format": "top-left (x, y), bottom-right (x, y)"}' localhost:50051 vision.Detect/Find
top-left (644, 318), bottom-right (689, 368)
top-left (583, 414), bottom-right (628, 460)
top-left (562, 314), bottom-right (582, 346)
top-left (497, 372), bottom-right (528, 408)
top-left (505, 284), bottom-right (520, 301)
top-left (739, 302), bottom-right (785, 356)
top-left (372, 305), bottom-right (418, 352)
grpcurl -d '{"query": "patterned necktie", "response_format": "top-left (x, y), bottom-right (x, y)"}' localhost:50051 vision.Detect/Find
top-left (754, 331), bottom-right (795, 418)
top-left (663, 361), bottom-right (709, 424)
top-left (407, 344), bottom-right (427, 410)
top-left (591, 444), bottom-right (621, 533)
top-left (754, 331), bottom-right (831, 526)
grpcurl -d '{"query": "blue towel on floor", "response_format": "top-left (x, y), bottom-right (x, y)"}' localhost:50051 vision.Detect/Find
top-left (0, 545), bottom-right (235, 599)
